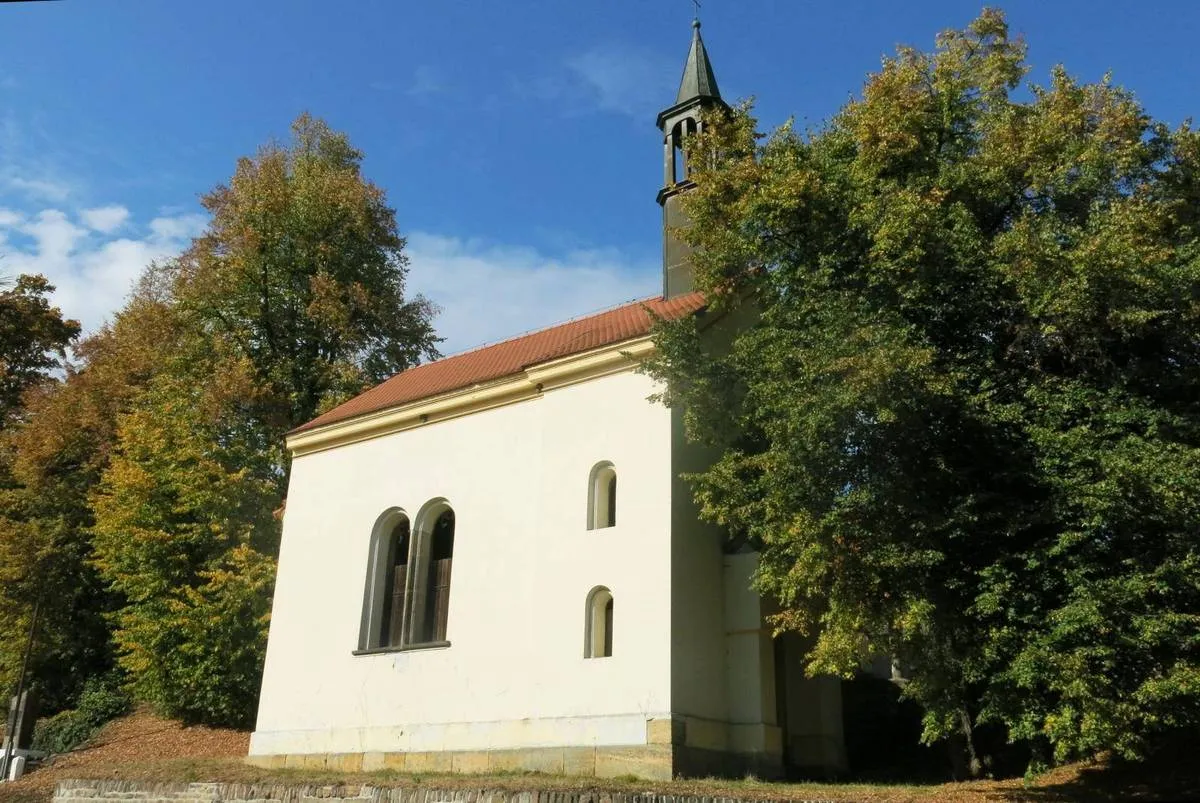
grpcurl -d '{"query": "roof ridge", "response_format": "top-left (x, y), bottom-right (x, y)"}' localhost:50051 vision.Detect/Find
top-left (292, 291), bottom-right (705, 436)
top-left (426, 293), bottom-right (668, 365)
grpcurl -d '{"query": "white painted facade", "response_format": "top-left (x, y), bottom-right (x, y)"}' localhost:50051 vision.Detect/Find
top-left (253, 364), bottom-right (680, 756)
top-left (250, 336), bottom-right (846, 775)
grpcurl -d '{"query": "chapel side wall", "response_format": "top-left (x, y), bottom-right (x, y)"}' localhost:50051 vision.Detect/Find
top-left (251, 370), bottom-right (675, 757)
top-left (668, 407), bottom-right (728, 724)
top-left (664, 303), bottom-right (788, 777)
top-left (667, 303), bottom-right (760, 726)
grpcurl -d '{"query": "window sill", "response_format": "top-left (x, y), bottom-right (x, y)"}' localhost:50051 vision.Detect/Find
top-left (352, 641), bottom-right (451, 656)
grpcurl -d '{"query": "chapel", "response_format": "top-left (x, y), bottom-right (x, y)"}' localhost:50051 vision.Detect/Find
top-left (248, 20), bottom-right (848, 780)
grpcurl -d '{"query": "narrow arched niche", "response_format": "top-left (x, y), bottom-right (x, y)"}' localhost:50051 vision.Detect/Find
top-left (584, 586), bottom-right (614, 659)
top-left (587, 462), bottom-right (617, 530)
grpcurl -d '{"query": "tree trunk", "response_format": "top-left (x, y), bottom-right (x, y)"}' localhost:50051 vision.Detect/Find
top-left (958, 706), bottom-right (982, 778)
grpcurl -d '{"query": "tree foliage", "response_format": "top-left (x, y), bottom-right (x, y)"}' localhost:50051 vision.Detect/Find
top-left (178, 112), bottom-right (439, 429)
top-left (2, 114), bottom-right (438, 727)
top-left (649, 9), bottom-right (1200, 767)
top-left (0, 286), bottom-right (184, 712)
top-left (91, 355), bottom-right (279, 726)
top-left (85, 114), bottom-right (438, 726)
top-left (0, 274), bottom-right (96, 712)
top-left (0, 273), bottom-right (78, 429)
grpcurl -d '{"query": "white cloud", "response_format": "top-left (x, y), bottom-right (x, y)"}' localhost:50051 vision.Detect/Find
top-left (80, 204), bottom-right (130, 233)
top-left (0, 207), bottom-right (206, 334)
top-left (0, 205), bottom-right (659, 357)
top-left (566, 44), bottom-right (676, 119)
top-left (22, 209), bottom-right (86, 262)
top-left (511, 44), bottom-right (676, 121)
top-left (149, 213), bottom-right (208, 240)
top-left (8, 176), bottom-right (73, 203)
top-left (405, 232), bottom-right (659, 355)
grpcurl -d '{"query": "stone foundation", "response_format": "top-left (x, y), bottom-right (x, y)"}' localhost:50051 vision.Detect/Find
top-left (246, 717), bottom-right (784, 782)
top-left (244, 744), bottom-right (780, 783)
top-left (53, 780), bottom-right (836, 803)
top-left (245, 745), bottom-right (675, 782)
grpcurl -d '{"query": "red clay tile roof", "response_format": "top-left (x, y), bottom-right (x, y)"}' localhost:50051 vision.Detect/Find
top-left (294, 292), bottom-right (706, 434)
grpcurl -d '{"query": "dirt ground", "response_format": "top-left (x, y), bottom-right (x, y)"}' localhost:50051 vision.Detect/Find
top-left (0, 709), bottom-right (1193, 803)
top-left (0, 709), bottom-right (248, 803)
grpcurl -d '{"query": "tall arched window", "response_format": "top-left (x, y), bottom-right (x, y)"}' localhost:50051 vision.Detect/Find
top-left (425, 508), bottom-right (455, 643)
top-left (406, 500), bottom-right (455, 646)
top-left (672, 122), bottom-right (684, 184)
top-left (669, 118), bottom-right (699, 183)
top-left (584, 586), bottom-right (614, 659)
top-left (587, 462), bottom-right (617, 530)
top-left (381, 518), bottom-right (411, 647)
top-left (360, 502), bottom-right (456, 652)
top-left (360, 510), bottom-right (410, 650)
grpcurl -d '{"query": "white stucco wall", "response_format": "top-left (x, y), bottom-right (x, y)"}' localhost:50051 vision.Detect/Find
top-left (669, 408), bottom-right (729, 722)
top-left (250, 370), bottom-right (676, 756)
top-left (667, 305), bottom-right (762, 726)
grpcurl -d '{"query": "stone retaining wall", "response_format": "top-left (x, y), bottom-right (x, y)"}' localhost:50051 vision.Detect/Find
top-left (53, 779), bottom-right (832, 803)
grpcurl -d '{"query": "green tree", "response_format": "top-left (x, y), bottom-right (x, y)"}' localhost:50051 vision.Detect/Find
top-left (91, 352), bottom-right (279, 726)
top-left (649, 9), bottom-right (1200, 769)
top-left (0, 287), bottom-right (178, 712)
top-left (178, 112), bottom-right (439, 431)
top-left (0, 274), bottom-right (78, 428)
top-left (89, 114), bottom-right (439, 726)
top-left (0, 273), bottom-right (87, 712)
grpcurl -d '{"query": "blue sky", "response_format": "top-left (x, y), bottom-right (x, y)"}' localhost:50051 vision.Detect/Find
top-left (1, 1), bottom-right (1198, 353)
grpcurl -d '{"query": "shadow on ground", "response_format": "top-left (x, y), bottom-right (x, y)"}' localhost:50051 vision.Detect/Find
top-left (995, 742), bottom-right (1200, 802)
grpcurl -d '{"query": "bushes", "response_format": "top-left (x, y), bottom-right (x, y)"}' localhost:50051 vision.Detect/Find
top-left (31, 709), bottom-right (93, 756)
top-left (74, 673), bottom-right (130, 725)
top-left (31, 674), bottom-right (130, 755)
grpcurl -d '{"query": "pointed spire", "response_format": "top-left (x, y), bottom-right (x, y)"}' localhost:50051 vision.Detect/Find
top-left (675, 19), bottom-right (721, 105)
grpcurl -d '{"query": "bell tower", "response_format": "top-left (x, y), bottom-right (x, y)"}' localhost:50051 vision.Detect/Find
top-left (657, 19), bottom-right (727, 299)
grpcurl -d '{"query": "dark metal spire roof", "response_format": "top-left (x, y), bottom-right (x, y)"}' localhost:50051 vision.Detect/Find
top-left (675, 19), bottom-right (721, 105)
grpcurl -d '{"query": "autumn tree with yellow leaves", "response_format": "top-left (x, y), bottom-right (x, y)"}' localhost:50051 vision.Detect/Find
top-left (1, 115), bottom-right (438, 726)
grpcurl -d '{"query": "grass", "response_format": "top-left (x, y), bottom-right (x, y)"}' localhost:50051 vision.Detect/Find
top-left (1, 710), bottom-right (1195, 803)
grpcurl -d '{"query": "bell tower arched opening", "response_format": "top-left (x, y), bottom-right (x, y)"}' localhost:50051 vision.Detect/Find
top-left (655, 19), bottom-right (728, 299)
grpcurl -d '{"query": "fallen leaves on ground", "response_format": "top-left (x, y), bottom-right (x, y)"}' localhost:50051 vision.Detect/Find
top-left (2, 709), bottom-right (1194, 803)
